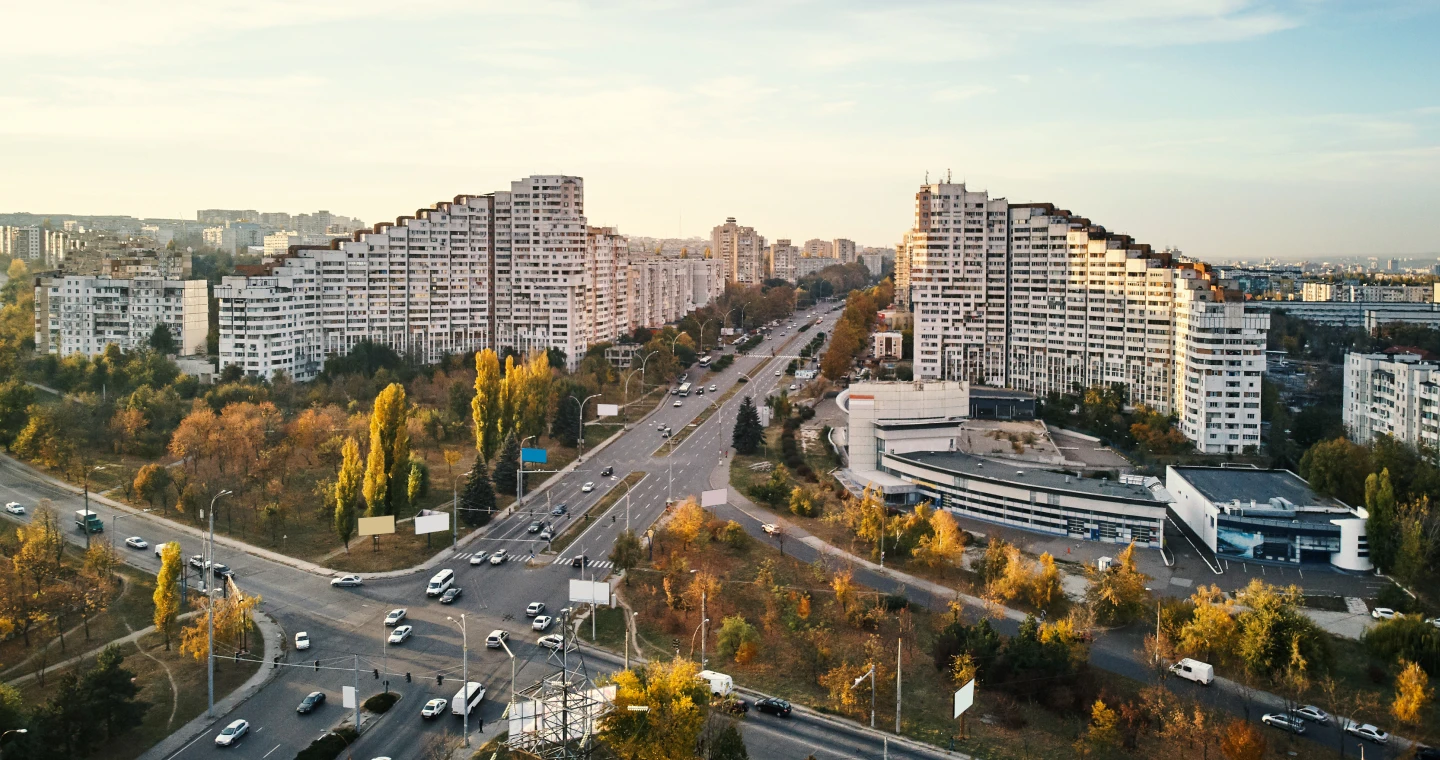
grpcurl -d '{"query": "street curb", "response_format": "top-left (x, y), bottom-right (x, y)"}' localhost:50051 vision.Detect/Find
top-left (137, 610), bottom-right (283, 760)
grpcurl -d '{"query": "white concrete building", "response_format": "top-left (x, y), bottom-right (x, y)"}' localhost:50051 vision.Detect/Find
top-left (767, 239), bottom-right (798, 283)
top-left (1172, 268), bottom-right (1269, 453)
top-left (833, 238), bottom-right (856, 263)
top-left (795, 256), bottom-right (833, 279)
top-left (34, 275), bottom-right (209, 357)
top-left (203, 222), bottom-right (265, 254)
top-left (899, 182), bottom-right (1267, 453)
top-left (217, 176), bottom-right (716, 381)
top-left (1303, 282), bottom-right (1431, 303)
top-left (1342, 351), bottom-right (1440, 450)
top-left (711, 218), bottom-right (765, 285)
top-left (873, 331), bottom-right (903, 360)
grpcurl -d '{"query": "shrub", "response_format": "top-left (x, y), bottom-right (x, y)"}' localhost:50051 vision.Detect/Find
top-left (882, 593), bottom-right (910, 611)
top-left (295, 728), bottom-right (359, 760)
top-left (364, 691), bottom-right (399, 713)
top-left (1377, 584), bottom-right (1416, 613)
top-left (719, 520), bottom-right (748, 548)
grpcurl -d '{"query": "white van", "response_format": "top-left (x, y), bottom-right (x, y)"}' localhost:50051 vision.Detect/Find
top-left (697, 670), bottom-right (734, 698)
top-left (451, 681), bottom-right (485, 716)
top-left (1170, 658), bottom-right (1214, 685)
top-left (426, 569), bottom-right (455, 597)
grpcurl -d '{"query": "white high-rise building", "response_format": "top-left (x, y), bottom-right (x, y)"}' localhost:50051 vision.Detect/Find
top-left (1342, 351), bottom-right (1440, 451)
top-left (217, 175), bottom-right (717, 381)
top-left (711, 218), bottom-right (765, 285)
top-left (768, 239), bottom-right (799, 283)
top-left (833, 238), bottom-right (856, 263)
top-left (902, 182), bottom-right (1268, 453)
top-left (34, 275), bottom-right (209, 357)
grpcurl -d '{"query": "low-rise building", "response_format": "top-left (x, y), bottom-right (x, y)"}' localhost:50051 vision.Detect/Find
top-left (1166, 466), bottom-right (1370, 570)
top-left (872, 331), bottom-right (903, 360)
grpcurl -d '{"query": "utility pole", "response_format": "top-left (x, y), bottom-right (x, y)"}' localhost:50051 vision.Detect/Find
top-left (353, 654), bottom-right (360, 733)
top-left (206, 489), bottom-right (232, 718)
top-left (448, 614), bottom-right (470, 747)
top-left (896, 637), bottom-right (902, 733)
top-left (700, 591), bottom-right (707, 668)
top-left (82, 464), bottom-right (108, 551)
top-left (518, 435), bottom-right (536, 514)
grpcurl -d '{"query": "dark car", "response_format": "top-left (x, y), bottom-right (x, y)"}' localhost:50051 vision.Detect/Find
top-left (571, 555), bottom-right (587, 568)
top-left (297, 691), bottom-right (326, 714)
top-left (527, 521), bottom-right (543, 534)
top-left (600, 466), bottom-right (614, 477)
top-left (755, 697), bottom-right (792, 717)
top-left (212, 563), bottom-right (232, 579)
top-left (717, 697), bottom-right (748, 715)
top-left (552, 504), bottom-right (568, 517)
top-left (440, 587), bottom-right (463, 604)
top-left (1416, 748), bottom-right (1440, 760)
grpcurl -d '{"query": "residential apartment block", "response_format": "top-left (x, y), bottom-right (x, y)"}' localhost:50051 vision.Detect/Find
top-left (33, 275), bottom-right (209, 357)
top-left (767, 239), bottom-right (798, 282)
top-left (899, 182), bottom-right (1267, 454)
top-left (803, 239), bottom-right (833, 259)
top-left (1302, 282), bottom-right (1431, 303)
top-left (833, 238), bottom-right (856, 263)
top-left (711, 218), bottom-right (765, 285)
top-left (2, 226), bottom-right (72, 266)
top-left (1342, 351), bottom-right (1440, 451)
top-left (217, 175), bottom-right (718, 382)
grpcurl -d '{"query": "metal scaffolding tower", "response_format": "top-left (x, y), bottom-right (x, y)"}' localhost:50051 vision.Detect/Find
top-left (507, 610), bottom-right (613, 760)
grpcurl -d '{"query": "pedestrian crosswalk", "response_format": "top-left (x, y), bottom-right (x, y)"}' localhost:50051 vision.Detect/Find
top-left (451, 550), bottom-right (614, 569)
top-left (454, 551), bottom-right (528, 563)
top-left (550, 556), bottom-right (615, 569)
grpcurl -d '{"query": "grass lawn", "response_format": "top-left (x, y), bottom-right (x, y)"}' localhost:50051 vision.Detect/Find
top-left (550, 471), bottom-right (647, 555)
top-left (15, 628), bottom-right (261, 760)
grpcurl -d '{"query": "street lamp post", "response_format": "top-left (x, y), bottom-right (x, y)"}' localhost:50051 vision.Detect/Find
top-left (698, 317), bottom-right (715, 352)
top-left (619, 475), bottom-right (640, 532)
top-left (452, 468), bottom-right (473, 552)
top-left (518, 435), bottom-right (537, 512)
top-left (447, 614), bottom-right (471, 747)
top-left (497, 635), bottom-right (517, 720)
top-left (851, 664), bottom-right (876, 729)
top-left (82, 464), bottom-right (109, 550)
top-left (0, 729), bottom-right (27, 759)
top-left (111, 508), bottom-right (153, 547)
top-left (206, 488), bottom-right (233, 718)
top-left (570, 393), bottom-right (601, 462)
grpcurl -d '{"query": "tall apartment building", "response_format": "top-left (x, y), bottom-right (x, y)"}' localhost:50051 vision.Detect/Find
top-left (901, 182), bottom-right (1268, 453)
top-left (1342, 351), bottom-right (1440, 451)
top-left (1301, 282), bottom-right (1431, 303)
top-left (217, 175), bottom-right (715, 382)
top-left (2, 227), bottom-right (70, 265)
top-left (833, 238), bottom-right (856, 263)
top-left (768, 239), bottom-right (798, 283)
top-left (803, 239), bottom-right (833, 259)
top-left (894, 233), bottom-right (913, 305)
top-left (204, 222), bottom-right (265, 254)
top-left (711, 218), bottom-right (765, 285)
top-left (796, 256), bottom-right (834, 279)
top-left (33, 275), bottom-right (209, 357)
top-left (197, 209), bottom-right (259, 224)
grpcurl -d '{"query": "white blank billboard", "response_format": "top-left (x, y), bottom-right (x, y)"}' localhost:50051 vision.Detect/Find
top-left (701, 488), bottom-right (727, 508)
top-left (596, 403), bottom-right (619, 418)
top-left (357, 515), bottom-right (395, 537)
top-left (414, 513), bottom-right (449, 535)
top-left (570, 579), bottom-right (610, 605)
top-left (954, 679), bottom-right (975, 718)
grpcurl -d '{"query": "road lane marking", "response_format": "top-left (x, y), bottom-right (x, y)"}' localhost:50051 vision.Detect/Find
top-left (262, 744), bottom-right (282, 758)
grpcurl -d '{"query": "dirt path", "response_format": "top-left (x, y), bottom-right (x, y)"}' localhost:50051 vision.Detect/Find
top-left (126, 621), bottom-right (180, 731)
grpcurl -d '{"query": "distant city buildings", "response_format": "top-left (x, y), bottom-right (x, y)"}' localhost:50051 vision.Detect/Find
top-left (802, 239), bottom-right (832, 259)
top-left (767, 239), bottom-right (798, 282)
top-left (1, 226), bottom-right (73, 266)
top-left (833, 238), bottom-right (856, 263)
top-left (217, 175), bottom-right (720, 382)
top-left (33, 275), bottom-right (208, 357)
top-left (1301, 282), bottom-right (1431, 303)
top-left (711, 218), bottom-right (765, 286)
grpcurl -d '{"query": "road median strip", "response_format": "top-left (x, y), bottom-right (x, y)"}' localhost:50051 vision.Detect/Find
top-left (653, 358), bottom-right (783, 457)
top-left (548, 471), bottom-right (648, 555)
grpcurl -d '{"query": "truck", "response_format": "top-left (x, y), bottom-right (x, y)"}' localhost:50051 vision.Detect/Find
top-left (74, 510), bottom-right (103, 534)
top-left (451, 681), bottom-right (485, 716)
top-left (697, 670), bottom-right (734, 698)
top-left (1169, 658), bottom-right (1214, 685)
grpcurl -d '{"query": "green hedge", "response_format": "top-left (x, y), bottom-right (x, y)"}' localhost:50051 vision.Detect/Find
top-left (294, 727), bottom-right (358, 760)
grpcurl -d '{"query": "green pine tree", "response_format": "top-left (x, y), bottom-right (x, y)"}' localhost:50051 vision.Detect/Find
top-left (1366, 469), bottom-right (1398, 572)
top-left (83, 645), bottom-right (148, 739)
top-left (460, 455), bottom-right (497, 528)
top-left (494, 432), bottom-right (521, 495)
top-left (732, 395), bottom-right (764, 455)
top-left (550, 379), bottom-right (586, 448)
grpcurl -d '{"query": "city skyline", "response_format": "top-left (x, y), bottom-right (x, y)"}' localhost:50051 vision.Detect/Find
top-left (3, 2), bottom-right (1437, 259)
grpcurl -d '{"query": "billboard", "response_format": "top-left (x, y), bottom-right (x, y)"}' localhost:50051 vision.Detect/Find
top-left (357, 515), bottom-right (395, 537)
top-left (596, 403), bottom-right (619, 418)
top-left (954, 679), bottom-right (975, 718)
top-left (570, 579), bottom-right (610, 606)
top-left (700, 488), bottom-right (728, 508)
top-left (521, 447), bottom-right (548, 464)
top-left (414, 512), bottom-right (449, 535)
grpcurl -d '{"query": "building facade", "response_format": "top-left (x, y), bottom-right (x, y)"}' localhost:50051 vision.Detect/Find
top-left (802, 239), bottom-right (833, 259)
top-left (898, 182), bottom-right (1268, 454)
top-left (217, 176), bottom-right (717, 382)
top-left (711, 218), bottom-right (765, 285)
top-left (1342, 351), bottom-right (1440, 450)
top-left (34, 275), bottom-right (209, 357)
top-left (833, 238), bottom-right (856, 263)
top-left (1302, 282), bottom-right (1431, 303)
top-left (767, 239), bottom-right (798, 283)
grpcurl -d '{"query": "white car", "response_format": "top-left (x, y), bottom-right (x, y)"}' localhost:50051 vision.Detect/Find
top-left (469, 552), bottom-right (489, 565)
top-left (486, 630), bottom-right (509, 648)
top-left (532, 615), bottom-right (553, 631)
top-left (4, 502), bottom-right (24, 515)
top-left (789, 384), bottom-right (798, 391)
top-left (387, 625), bottom-right (413, 644)
top-left (1261, 713), bottom-right (1306, 734)
top-left (582, 482), bottom-right (594, 493)
top-left (538, 633), bottom-right (564, 650)
top-left (384, 609), bottom-right (407, 627)
top-left (1371, 607), bottom-right (1398, 620)
top-left (539, 528), bottom-right (553, 541)
top-left (774, 370), bottom-right (782, 376)
top-left (214, 719), bottom-right (249, 746)
top-left (762, 524), bottom-right (779, 535)
top-left (294, 632), bottom-right (311, 650)
top-left (1293, 705), bottom-right (1330, 724)
top-left (421, 697), bottom-right (448, 719)
top-left (124, 536), bottom-right (148, 550)
top-left (1428, 617), bottom-right (1440, 629)
top-left (330, 575), bottom-right (363, 587)
top-left (526, 602), bottom-right (546, 617)
top-left (489, 549), bottom-right (507, 565)
top-left (1345, 724), bottom-right (1390, 744)
top-left (708, 385), bottom-right (717, 392)
top-left (673, 400), bottom-right (682, 407)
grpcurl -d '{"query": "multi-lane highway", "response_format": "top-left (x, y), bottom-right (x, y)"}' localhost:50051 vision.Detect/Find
top-left (3, 302), bottom-right (929, 760)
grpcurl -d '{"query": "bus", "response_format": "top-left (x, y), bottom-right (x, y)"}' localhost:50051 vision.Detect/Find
top-left (678, 383), bottom-right (692, 397)
top-left (698, 355), bottom-right (712, 368)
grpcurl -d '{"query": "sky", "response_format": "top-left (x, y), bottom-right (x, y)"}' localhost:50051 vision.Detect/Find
top-left (2, 1), bottom-right (1437, 260)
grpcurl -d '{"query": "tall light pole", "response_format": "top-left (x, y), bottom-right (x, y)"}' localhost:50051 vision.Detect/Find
top-left (698, 317), bottom-right (715, 352)
top-left (851, 664), bottom-right (876, 729)
top-left (637, 350), bottom-right (659, 399)
top-left (0, 728), bottom-right (27, 759)
top-left (619, 475), bottom-right (640, 531)
top-left (518, 435), bottom-right (537, 511)
top-left (82, 464), bottom-right (109, 550)
top-left (452, 468), bottom-right (473, 552)
top-left (497, 634), bottom-right (517, 720)
top-left (570, 393), bottom-right (601, 461)
top-left (111, 508), bottom-right (153, 548)
top-left (206, 488), bottom-right (233, 718)
top-left (447, 614), bottom-right (471, 746)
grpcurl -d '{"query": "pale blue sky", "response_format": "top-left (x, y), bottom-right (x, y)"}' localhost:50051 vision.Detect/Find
top-left (2, 1), bottom-right (1436, 259)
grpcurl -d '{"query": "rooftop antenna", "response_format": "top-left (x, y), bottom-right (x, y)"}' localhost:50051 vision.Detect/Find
top-left (947, 168), bottom-right (952, 183)
top-left (925, 170), bottom-right (929, 184)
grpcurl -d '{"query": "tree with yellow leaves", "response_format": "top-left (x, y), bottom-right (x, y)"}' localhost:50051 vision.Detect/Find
top-left (153, 542), bottom-right (182, 650)
top-left (363, 383), bottom-right (410, 516)
top-left (670, 499), bottom-right (707, 551)
top-left (1391, 659), bottom-right (1433, 726)
top-left (1219, 718), bottom-right (1266, 760)
top-left (831, 569), bottom-right (858, 617)
top-left (1075, 698), bottom-right (1120, 756)
top-left (471, 349), bottom-right (502, 461)
top-left (334, 436), bottom-right (362, 551)
top-left (519, 351), bottom-right (552, 441)
top-left (498, 354), bottom-right (520, 441)
top-left (1029, 552), bottom-right (1063, 612)
top-left (913, 508), bottom-right (967, 567)
top-left (1086, 541), bottom-right (1150, 624)
top-left (179, 589), bottom-right (262, 663)
top-left (601, 659), bottom-right (708, 760)
top-left (1178, 584), bottom-right (1238, 664)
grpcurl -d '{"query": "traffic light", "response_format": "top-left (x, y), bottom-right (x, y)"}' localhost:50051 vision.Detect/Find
top-left (314, 660), bottom-right (320, 671)
top-left (437, 674), bottom-right (444, 686)
top-left (405, 672), bottom-right (412, 683)
top-left (373, 669), bottom-right (379, 680)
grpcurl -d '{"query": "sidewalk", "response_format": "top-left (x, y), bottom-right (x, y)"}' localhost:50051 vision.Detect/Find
top-left (5, 610), bottom-right (202, 687)
top-left (138, 610), bottom-right (283, 760)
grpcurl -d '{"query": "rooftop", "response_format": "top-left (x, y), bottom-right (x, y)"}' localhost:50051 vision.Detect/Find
top-left (892, 450), bottom-right (1162, 502)
top-left (1171, 466), bottom-right (1344, 509)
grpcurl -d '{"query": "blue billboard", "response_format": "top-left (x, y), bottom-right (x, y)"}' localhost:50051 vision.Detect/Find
top-left (521, 447), bottom-right (548, 464)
